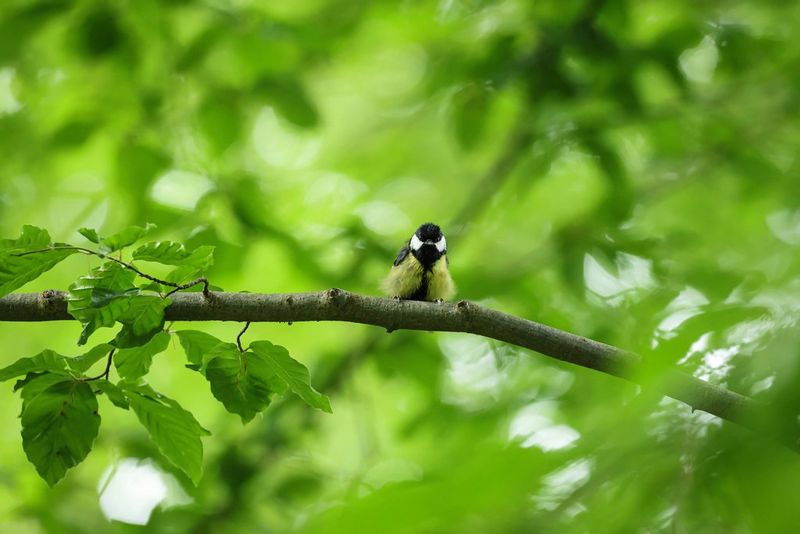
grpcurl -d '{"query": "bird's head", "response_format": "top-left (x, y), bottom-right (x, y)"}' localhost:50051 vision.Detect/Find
top-left (410, 222), bottom-right (446, 267)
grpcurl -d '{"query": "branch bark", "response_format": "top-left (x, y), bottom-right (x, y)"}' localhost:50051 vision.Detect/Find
top-left (0, 289), bottom-right (785, 449)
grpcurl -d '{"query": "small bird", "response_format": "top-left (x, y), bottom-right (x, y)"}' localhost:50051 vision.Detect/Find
top-left (382, 222), bottom-right (455, 301)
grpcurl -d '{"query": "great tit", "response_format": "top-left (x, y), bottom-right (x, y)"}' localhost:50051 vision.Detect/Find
top-left (382, 222), bottom-right (455, 301)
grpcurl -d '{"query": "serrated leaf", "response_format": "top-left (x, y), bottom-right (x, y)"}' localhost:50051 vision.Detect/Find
top-left (99, 223), bottom-right (156, 253)
top-left (165, 246), bottom-right (215, 284)
top-left (133, 241), bottom-right (191, 264)
top-left (249, 341), bottom-right (331, 413)
top-left (0, 226), bottom-right (77, 298)
top-left (114, 331), bottom-right (170, 380)
top-left (20, 378), bottom-right (100, 486)
top-left (175, 330), bottom-right (233, 368)
top-left (0, 350), bottom-right (70, 382)
top-left (204, 346), bottom-right (286, 423)
top-left (121, 382), bottom-right (209, 485)
top-left (67, 262), bottom-right (138, 345)
top-left (93, 380), bottom-right (129, 409)
top-left (0, 225), bottom-right (51, 252)
top-left (78, 227), bottom-right (100, 244)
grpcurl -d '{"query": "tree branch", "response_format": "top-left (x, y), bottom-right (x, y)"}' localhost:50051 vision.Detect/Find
top-left (0, 289), bottom-right (787, 449)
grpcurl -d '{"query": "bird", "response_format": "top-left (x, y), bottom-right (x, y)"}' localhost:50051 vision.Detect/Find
top-left (381, 222), bottom-right (455, 301)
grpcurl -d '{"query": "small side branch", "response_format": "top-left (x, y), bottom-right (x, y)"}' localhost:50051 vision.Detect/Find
top-left (237, 321), bottom-right (251, 352)
top-left (82, 349), bottom-right (115, 382)
top-left (13, 246), bottom-right (209, 298)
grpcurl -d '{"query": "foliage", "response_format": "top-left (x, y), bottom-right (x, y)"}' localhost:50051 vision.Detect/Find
top-left (0, 0), bottom-right (799, 532)
top-left (0, 225), bottom-right (330, 486)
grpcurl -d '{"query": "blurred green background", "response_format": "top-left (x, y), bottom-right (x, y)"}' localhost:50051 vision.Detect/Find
top-left (1, 0), bottom-right (800, 532)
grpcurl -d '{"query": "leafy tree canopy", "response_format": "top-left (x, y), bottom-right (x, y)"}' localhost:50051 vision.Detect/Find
top-left (0, 0), bottom-right (798, 532)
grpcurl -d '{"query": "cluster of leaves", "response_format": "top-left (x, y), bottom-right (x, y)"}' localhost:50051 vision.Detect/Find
top-left (0, 225), bottom-right (330, 486)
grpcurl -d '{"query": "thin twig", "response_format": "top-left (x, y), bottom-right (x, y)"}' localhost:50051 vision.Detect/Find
top-left (82, 349), bottom-right (115, 382)
top-left (237, 321), bottom-right (251, 352)
top-left (13, 246), bottom-right (209, 297)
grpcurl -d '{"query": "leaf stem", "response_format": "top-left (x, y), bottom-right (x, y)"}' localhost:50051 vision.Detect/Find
top-left (83, 349), bottom-right (115, 382)
top-left (237, 322), bottom-right (251, 352)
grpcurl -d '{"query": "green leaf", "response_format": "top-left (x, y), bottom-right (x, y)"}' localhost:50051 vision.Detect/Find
top-left (99, 223), bottom-right (156, 253)
top-left (20, 378), bottom-right (100, 486)
top-left (249, 341), bottom-right (331, 413)
top-left (132, 241), bottom-right (192, 264)
top-left (67, 344), bottom-right (114, 373)
top-left (67, 262), bottom-right (138, 345)
top-left (112, 324), bottom-right (159, 349)
top-left (121, 382), bottom-right (209, 485)
top-left (175, 330), bottom-right (233, 368)
top-left (0, 226), bottom-right (77, 298)
top-left (78, 227), bottom-right (100, 244)
top-left (93, 380), bottom-right (129, 410)
top-left (117, 295), bottom-right (169, 337)
top-left (0, 350), bottom-right (70, 382)
top-left (0, 225), bottom-right (51, 252)
top-left (165, 246), bottom-right (215, 284)
top-left (114, 331), bottom-right (170, 380)
top-left (204, 345), bottom-right (286, 423)
top-left (17, 373), bottom-right (68, 403)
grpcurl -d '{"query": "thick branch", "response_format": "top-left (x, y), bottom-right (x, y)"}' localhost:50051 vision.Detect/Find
top-left (0, 289), bottom-right (783, 448)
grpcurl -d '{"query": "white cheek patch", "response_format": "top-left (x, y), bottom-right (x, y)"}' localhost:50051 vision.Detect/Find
top-left (435, 236), bottom-right (447, 253)
top-left (410, 234), bottom-right (423, 251)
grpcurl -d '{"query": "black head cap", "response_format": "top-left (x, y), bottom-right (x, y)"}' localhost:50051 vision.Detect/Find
top-left (415, 223), bottom-right (442, 242)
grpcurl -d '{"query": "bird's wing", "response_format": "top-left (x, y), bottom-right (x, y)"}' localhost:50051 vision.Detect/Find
top-left (393, 243), bottom-right (410, 266)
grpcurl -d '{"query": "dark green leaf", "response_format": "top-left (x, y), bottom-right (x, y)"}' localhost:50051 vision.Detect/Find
top-left (175, 330), bottom-right (233, 368)
top-left (20, 378), bottom-right (100, 486)
top-left (249, 341), bottom-right (331, 413)
top-left (0, 226), bottom-right (77, 297)
top-left (93, 380), bottom-right (129, 409)
top-left (117, 295), bottom-right (169, 337)
top-left (112, 324), bottom-right (160, 349)
top-left (78, 227), bottom-right (100, 244)
top-left (67, 262), bottom-right (138, 345)
top-left (204, 345), bottom-right (286, 423)
top-left (114, 331), bottom-right (170, 380)
top-left (121, 382), bottom-right (209, 485)
top-left (0, 350), bottom-right (70, 382)
top-left (17, 373), bottom-right (67, 402)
